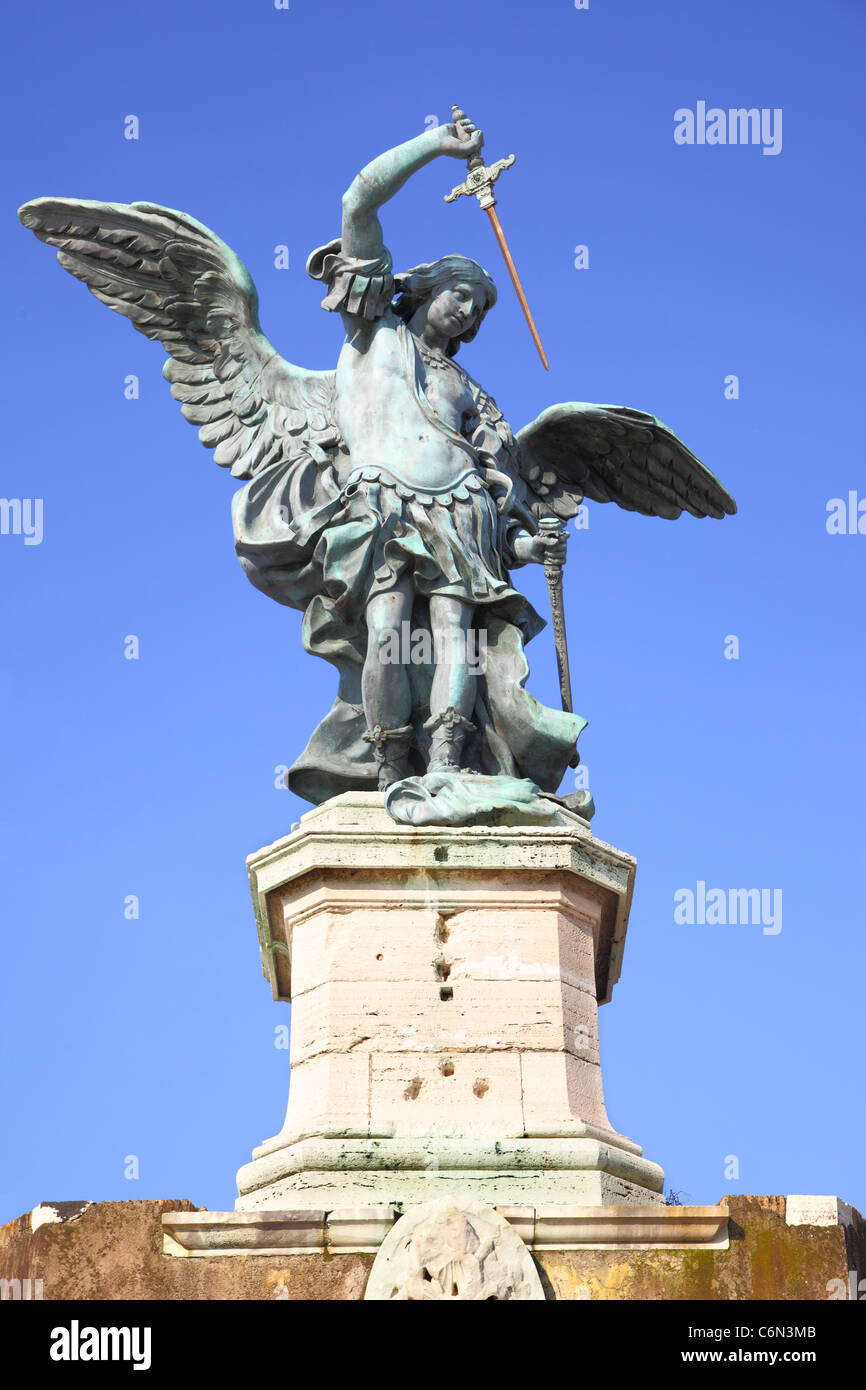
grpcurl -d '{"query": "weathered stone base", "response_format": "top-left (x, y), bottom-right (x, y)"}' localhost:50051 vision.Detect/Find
top-left (2, 1195), bottom-right (862, 1300)
top-left (163, 1202), bottom-right (729, 1258)
top-left (235, 1136), bottom-right (664, 1210)
top-left (240, 794), bottom-right (666, 1212)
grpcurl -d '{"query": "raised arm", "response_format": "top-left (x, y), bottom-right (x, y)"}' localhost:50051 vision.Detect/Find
top-left (341, 120), bottom-right (484, 261)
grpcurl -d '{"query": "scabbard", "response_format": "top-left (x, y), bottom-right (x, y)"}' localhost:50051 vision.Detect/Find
top-left (543, 557), bottom-right (573, 715)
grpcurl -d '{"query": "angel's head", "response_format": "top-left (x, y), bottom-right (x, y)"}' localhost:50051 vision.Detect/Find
top-left (392, 255), bottom-right (497, 356)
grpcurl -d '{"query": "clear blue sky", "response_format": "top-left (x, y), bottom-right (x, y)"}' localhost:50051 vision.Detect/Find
top-left (2, 0), bottom-right (864, 1225)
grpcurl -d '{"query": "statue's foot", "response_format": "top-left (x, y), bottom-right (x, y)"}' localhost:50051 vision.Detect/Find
top-left (424, 707), bottom-right (474, 772)
top-left (362, 723), bottom-right (413, 790)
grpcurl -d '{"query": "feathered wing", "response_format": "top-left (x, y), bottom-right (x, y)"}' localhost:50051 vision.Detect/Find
top-left (18, 197), bottom-right (342, 480)
top-left (514, 402), bottom-right (737, 521)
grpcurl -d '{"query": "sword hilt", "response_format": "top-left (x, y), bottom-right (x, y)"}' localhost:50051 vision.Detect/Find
top-left (445, 105), bottom-right (515, 211)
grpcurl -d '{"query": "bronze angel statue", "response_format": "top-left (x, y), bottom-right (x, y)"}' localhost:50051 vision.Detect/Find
top-left (19, 116), bottom-right (736, 825)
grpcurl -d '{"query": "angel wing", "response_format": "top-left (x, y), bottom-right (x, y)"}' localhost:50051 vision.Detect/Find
top-left (514, 402), bottom-right (737, 521)
top-left (17, 197), bottom-right (342, 480)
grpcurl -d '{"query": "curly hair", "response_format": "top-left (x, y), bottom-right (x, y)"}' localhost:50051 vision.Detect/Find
top-left (391, 255), bottom-right (497, 357)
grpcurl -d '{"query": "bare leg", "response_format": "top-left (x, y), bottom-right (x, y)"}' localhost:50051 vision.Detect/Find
top-left (426, 595), bottom-right (477, 770)
top-left (362, 581), bottom-right (416, 788)
top-left (429, 594), bottom-right (476, 722)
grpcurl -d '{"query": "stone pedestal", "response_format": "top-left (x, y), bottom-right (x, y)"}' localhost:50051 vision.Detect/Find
top-left (235, 793), bottom-right (664, 1210)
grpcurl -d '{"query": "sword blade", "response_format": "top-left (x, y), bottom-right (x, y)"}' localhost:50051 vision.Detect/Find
top-left (484, 205), bottom-right (549, 370)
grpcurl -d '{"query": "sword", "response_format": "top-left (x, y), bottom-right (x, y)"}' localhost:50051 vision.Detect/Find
top-left (538, 516), bottom-right (580, 768)
top-left (445, 105), bottom-right (549, 370)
